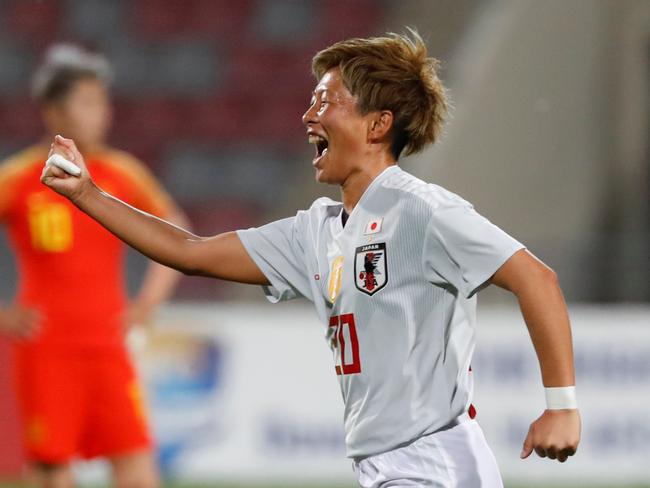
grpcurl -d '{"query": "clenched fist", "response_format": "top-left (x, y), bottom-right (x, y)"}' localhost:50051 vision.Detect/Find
top-left (521, 409), bottom-right (581, 463)
top-left (41, 135), bottom-right (94, 204)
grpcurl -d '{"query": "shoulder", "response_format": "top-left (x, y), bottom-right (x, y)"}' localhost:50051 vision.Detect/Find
top-left (97, 148), bottom-right (168, 196)
top-left (308, 196), bottom-right (342, 213)
top-left (97, 148), bottom-right (155, 181)
top-left (0, 145), bottom-right (48, 217)
top-left (297, 196), bottom-right (342, 221)
top-left (381, 167), bottom-right (471, 214)
top-left (290, 196), bottom-right (341, 238)
top-left (0, 145), bottom-right (48, 184)
top-left (97, 148), bottom-right (174, 215)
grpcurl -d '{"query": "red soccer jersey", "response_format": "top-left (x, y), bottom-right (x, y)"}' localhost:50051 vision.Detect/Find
top-left (0, 145), bottom-right (173, 352)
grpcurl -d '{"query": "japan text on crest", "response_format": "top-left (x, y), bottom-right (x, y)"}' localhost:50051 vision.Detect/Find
top-left (354, 243), bottom-right (388, 295)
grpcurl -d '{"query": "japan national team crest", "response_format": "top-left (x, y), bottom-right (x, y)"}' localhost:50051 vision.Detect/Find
top-left (354, 243), bottom-right (388, 295)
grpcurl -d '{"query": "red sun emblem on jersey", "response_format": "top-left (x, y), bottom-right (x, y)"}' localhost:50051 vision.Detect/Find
top-left (354, 243), bottom-right (388, 295)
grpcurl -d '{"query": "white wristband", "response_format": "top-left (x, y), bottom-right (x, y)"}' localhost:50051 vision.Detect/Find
top-left (545, 386), bottom-right (578, 410)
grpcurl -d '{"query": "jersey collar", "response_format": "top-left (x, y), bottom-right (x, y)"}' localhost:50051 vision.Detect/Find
top-left (335, 164), bottom-right (400, 232)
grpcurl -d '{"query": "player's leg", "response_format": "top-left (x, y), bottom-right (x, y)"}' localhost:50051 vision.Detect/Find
top-left (83, 350), bottom-right (159, 488)
top-left (110, 450), bottom-right (159, 488)
top-left (29, 462), bottom-right (74, 488)
top-left (12, 350), bottom-right (85, 488)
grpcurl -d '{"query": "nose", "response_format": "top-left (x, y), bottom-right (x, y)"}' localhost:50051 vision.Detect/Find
top-left (302, 101), bottom-right (318, 127)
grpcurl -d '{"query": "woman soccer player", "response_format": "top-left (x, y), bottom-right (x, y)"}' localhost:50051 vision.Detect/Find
top-left (41, 32), bottom-right (580, 487)
top-left (0, 44), bottom-right (188, 488)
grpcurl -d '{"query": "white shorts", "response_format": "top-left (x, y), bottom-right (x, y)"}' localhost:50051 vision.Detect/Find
top-left (352, 419), bottom-right (503, 488)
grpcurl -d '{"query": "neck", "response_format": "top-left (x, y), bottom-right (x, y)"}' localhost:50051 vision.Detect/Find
top-left (340, 154), bottom-right (396, 213)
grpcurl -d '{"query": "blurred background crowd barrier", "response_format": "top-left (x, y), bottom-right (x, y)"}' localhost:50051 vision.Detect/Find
top-left (0, 0), bottom-right (648, 486)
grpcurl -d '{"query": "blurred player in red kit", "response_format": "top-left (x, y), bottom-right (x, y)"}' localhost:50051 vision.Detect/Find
top-left (42, 32), bottom-right (581, 487)
top-left (0, 45), bottom-right (187, 488)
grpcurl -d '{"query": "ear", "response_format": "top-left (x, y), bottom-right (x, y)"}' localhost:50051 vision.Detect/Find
top-left (367, 110), bottom-right (394, 144)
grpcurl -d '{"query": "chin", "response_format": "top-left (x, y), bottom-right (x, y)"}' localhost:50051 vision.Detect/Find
top-left (314, 169), bottom-right (339, 185)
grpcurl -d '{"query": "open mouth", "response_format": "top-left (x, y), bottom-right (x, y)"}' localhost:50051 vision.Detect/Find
top-left (309, 134), bottom-right (329, 159)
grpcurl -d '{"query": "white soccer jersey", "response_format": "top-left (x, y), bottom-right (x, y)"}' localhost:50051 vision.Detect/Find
top-left (237, 165), bottom-right (524, 459)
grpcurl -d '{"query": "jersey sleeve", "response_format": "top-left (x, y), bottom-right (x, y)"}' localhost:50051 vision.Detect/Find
top-left (422, 201), bottom-right (525, 298)
top-left (236, 215), bottom-right (314, 303)
top-left (0, 147), bottom-right (44, 221)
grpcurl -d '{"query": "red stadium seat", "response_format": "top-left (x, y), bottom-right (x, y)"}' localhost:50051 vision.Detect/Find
top-left (132, 0), bottom-right (252, 42)
top-left (186, 0), bottom-right (253, 42)
top-left (131, 0), bottom-right (190, 38)
top-left (5, 0), bottom-right (62, 47)
top-left (184, 94), bottom-right (249, 142)
top-left (110, 98), bottom-right (192, 168)
top-left (0, 98), bottom-right (42, 143)
top-left (319, 0), bottom-right (384, 43)
top-left (225, 45), bottom-right (314, 97)
top-left (112, 98), bottom-right (184, 146)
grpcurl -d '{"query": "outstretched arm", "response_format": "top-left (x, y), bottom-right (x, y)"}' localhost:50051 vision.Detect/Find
top-left (490, 249), bottom-right (581, 463)
top-left (42, 135), bottom-right (268, 285)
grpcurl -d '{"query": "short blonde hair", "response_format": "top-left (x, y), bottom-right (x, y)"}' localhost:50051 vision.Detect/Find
top-left (312, 29), bottom-right (448, 158)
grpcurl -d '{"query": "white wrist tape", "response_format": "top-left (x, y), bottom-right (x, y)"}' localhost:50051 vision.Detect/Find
top-left (545, 386), bottom-right (578, 410)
